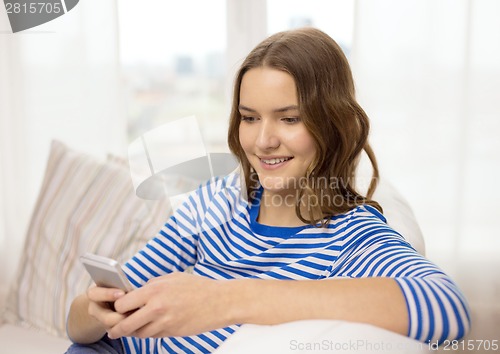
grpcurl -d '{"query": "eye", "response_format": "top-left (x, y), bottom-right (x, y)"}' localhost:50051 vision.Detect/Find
top-left (241, 115), bottom-right (258, 122)
top-left (281, 117), bottom-right (301, 124)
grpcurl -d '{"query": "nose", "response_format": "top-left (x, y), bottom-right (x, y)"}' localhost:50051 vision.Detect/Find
top-left (255, 119), bottom-right (280, 150)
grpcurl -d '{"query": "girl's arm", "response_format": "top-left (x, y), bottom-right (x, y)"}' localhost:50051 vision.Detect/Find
top-left (106, 241), bottom-right (469, 344)
top-left (230, 276), bottom-right (408, 335)
top-left (104, 273), bottom-right (406, 339)
top-left (66, 180), bottom-right (204, 344)
top-left (66, 289), bottom-right (125, 344)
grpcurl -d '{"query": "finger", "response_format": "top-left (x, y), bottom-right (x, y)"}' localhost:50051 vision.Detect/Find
top-left (107, 305), bottom-right (157, 339)
top-left (89, 300), bottom-right (129, 329)
top-left (113, 287), bottom-right (147, 314)
top-left (130, 320), bottom-right (166, 339)
top-left (88, 286), bottom-right (125, 303)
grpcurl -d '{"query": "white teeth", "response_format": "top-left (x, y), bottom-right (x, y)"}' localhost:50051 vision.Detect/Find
top-left (261, 157), bottom-right (291, 165)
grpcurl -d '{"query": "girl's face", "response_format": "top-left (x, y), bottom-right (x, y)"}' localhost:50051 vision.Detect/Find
top-left (238, 67), bottom-right (317, 196)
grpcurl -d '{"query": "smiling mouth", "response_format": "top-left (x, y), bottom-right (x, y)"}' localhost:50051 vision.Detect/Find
top-left (260, 157), bottom-right (293, 165)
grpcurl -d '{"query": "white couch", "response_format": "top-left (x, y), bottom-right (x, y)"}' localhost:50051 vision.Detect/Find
top-left (0, 140), bottom-right (428, 354)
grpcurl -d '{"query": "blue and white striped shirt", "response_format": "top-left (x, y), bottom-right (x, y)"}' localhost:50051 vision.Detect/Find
top-left (122, 173), bottom-right (470, 353)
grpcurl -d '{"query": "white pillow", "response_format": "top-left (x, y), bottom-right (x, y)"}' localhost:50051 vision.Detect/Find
top-left (373, 178), bottom-right (426, 255)
top-left (215, 320), bottom-right (431, 354)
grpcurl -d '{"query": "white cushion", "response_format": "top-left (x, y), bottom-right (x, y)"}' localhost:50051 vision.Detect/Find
top-left (373, 179), bottom-right (426, 255)
top-left (215, 320), bottom-right (431, 354)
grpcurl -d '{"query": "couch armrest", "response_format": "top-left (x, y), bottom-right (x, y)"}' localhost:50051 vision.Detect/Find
top-left (0, 324), bottom-right (72, 353)
top-left (373, 179), bottom-right (426, 255)
top-left (215, 320), bottom-right (431, 353)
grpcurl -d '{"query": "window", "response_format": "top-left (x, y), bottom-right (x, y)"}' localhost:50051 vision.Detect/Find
top-left (117, 0), bottom-right (226, 150)
top-left (118, 0), bottom-right (356, 150)
top-left (267, 0), bottom-right (355, 57)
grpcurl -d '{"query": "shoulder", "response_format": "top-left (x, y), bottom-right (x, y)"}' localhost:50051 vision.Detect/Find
top-left (349, 204), bottom-right (387, 223)
top-left (324, 204), bottom-right (388, 232)
top-left (182, 171), bottom-right (244, 215)
top-left (195, 171), bottom-right (242, 200)
top-left (339, 204), bottom-right (410, 248)
top-left (165, 171), bottom-right (244, 229)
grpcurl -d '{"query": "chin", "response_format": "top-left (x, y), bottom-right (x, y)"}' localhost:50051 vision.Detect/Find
top-left (258, 175), bottom-right (299, 194)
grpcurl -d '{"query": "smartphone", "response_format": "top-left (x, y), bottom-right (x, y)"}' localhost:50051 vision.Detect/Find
top-left (80, 253), bottom-right (134, 292)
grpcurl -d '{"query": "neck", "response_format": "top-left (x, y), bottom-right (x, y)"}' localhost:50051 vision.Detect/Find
top-left (257, 190), bottom-right (307, 227)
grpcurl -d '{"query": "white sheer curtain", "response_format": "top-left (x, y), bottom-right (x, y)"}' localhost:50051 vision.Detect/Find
top-left (1, 0), bottom-right (499, 300)
top-left (350, 0), bottom-right (500, 262)
top-left (0, 0), bottom-right (126, 300)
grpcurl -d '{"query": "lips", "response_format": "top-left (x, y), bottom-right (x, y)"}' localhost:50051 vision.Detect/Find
top-left (257, 156), bottom-right (294, 172)
top-left (260, 156), bottom-right (293, 165)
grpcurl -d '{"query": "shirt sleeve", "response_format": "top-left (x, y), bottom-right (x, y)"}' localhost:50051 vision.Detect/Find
top-left (331, 206), bottom-right (471, 344)
top-left (123, 191), bottom-right (202, 288)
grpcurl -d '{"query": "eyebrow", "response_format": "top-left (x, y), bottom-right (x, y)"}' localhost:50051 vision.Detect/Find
top-left (238, 104), bottom-right (299, 113)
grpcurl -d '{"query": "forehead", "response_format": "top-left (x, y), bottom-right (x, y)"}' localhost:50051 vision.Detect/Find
top-left (239, 67), bottom-right (298, 109)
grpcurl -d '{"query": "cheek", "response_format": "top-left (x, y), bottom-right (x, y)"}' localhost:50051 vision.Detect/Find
top-left (238, 125), bottom-right (251, 153)
top-left (304, 136), bottom-right (317, 159)
top-left (284, 131), bottom-right (317, 160)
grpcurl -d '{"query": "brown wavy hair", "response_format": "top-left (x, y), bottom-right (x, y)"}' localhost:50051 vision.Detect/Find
top-left (227, 27), bottom-right (382, 226)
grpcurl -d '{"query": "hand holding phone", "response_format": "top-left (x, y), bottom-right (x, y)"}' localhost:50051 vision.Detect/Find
top-left (80, 253), bottom-right (134, 293)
